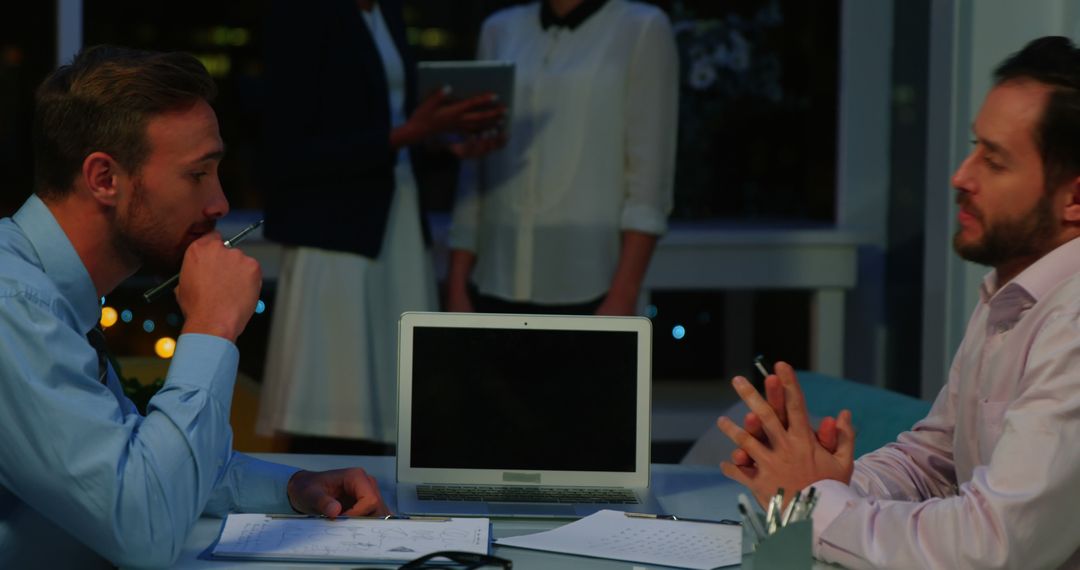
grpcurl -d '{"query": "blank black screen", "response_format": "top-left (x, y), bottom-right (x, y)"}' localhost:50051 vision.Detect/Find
top-left (410, 327), bottom-right (638, 472)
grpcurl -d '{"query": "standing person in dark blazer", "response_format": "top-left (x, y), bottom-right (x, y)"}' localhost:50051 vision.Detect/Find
top-left (257, 0), bottom-right (504, 452)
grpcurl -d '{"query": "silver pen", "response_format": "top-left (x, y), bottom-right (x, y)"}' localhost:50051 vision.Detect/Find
top-left (142, 219), bottom-right (264, 303)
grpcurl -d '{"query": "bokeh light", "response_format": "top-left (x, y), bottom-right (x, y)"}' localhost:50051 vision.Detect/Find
top-left (99, 307), bottom-right (118, 328)
top-left (154, 337), bottom-right (176, 359)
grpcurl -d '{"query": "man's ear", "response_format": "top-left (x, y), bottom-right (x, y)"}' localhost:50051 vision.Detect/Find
top-left (81, 151), bottom-right (125, 206)
top-left (1063, 176), bottom-right (1080, 223)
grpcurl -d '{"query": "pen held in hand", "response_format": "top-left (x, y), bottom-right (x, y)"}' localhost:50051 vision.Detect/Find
top-left (142, 219), bottom-right (264, 303)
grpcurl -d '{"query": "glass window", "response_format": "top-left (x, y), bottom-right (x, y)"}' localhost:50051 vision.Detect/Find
top-left (0, 3), bottom-right (55, 217)
top-left (84, 0), bottom-right (266, 209)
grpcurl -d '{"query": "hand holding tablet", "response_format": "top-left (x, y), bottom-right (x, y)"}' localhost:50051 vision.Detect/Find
top-left (411, 60), bottom-right (515, 156)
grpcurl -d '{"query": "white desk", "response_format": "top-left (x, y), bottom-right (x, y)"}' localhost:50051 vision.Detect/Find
top-left (173, 453), bottom-right (744, 569)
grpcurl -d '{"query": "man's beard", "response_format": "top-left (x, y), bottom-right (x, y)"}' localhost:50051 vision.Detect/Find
top-left (112, 181), bottom-right (215, 274)
top-left (953, 191), bottom-right (1058, 267)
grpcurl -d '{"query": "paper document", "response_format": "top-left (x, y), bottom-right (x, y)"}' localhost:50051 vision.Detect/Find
top-left (211, 514), bottom-right (490, 563)
top-left (496, 509), bottom-right (740, 569)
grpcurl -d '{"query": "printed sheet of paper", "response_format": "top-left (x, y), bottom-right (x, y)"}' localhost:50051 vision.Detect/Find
top-left (212, 514), bottom-right (490, 563)
top-left (496, 509), bottom-right (740, 569)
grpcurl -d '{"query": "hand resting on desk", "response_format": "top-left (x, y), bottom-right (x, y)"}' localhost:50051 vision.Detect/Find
top-left (287, 467), bottom-right (389, 518)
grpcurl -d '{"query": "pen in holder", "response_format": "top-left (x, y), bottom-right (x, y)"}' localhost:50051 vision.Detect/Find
top-left (739, 490), bottom-right (813, 570)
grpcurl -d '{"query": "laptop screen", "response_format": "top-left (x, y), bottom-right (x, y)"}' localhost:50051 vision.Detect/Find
top-left (409, 326), bottom-right (638, 473)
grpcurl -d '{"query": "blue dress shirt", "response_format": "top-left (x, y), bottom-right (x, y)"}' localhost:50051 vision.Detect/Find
top-left (0, 196), bottom-right (299, 568)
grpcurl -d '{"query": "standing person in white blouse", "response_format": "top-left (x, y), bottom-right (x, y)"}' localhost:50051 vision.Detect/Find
top-left (447, 0), bottom-right (678, 316)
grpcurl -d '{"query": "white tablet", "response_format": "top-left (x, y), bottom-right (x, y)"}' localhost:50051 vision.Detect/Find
top-left (417, 60), bottom-right (515, 111)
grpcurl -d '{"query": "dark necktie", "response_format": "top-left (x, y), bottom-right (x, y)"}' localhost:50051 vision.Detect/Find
top-left (86, 326), bottom-right (110, 385)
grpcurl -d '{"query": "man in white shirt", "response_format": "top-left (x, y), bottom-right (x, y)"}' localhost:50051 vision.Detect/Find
top-left (716, 36), bottom-right (1080, 568)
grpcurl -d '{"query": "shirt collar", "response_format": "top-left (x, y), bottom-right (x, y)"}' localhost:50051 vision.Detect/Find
top-left (12, 194), bottom-right (101, 334)
top-left (540, 0), bottom-right (609, 30)
top-left (979, 236), bottom-right (1080, 334)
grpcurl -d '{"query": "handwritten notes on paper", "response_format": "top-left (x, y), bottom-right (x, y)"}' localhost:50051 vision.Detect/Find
top-left (496, 509), bottom-right (740, 569)
top-left (211, 514), bottom-right (490, 564)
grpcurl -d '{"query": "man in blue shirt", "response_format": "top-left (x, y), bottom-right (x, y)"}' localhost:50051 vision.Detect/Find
top-left (0, 46), bottom-right (388, 567)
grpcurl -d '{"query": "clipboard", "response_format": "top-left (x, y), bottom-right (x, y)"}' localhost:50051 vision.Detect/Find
top-left (209, 513), bottom-right (491, 564)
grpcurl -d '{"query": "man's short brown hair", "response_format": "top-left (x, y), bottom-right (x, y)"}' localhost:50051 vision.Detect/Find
top-left (32, 45), bottom-right (217, 199)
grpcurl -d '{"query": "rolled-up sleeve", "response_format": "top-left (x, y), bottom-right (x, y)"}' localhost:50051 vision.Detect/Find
top-left (621, 11), bottom-right (678, 236)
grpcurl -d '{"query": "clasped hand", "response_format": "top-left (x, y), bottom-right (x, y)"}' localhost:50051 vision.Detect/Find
top-left (716, 361), bottom-right (855, 507)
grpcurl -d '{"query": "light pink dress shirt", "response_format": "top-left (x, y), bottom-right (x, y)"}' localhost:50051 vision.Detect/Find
top-left (810, 236), bottom-right (1080, 569)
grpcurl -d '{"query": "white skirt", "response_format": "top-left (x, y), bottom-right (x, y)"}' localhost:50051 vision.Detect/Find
top-left (256, 154), bottom-right (436, 443)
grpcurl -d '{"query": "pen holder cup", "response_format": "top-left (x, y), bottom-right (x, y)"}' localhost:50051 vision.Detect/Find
top-left (741, 518), bottom-right (812, 570)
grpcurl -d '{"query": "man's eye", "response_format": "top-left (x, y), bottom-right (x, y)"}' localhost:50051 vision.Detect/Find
top-left (983, 156), bottom-right (1004, 171)
top-left (190, 172), bottom-right (207, 181)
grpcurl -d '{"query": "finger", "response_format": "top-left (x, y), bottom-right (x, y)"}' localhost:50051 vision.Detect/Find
top-left (730, 376), bottom-right (787, 443)
top-left (731, 448), bottom-right (755, 467)
top-left (716, 415), bottom-right (770, 459)
top-left (818, 416), bottom-right (838, 453)
top-left (368, 473), bottom-right (391, 517)
top-left (764, 375), bottom-right (788, 427)
top-left (340, 470), bottom-right (382, 516)
top-left (835, 409), bottom-right (856, 463)
top-left (459, 93), bottom-right (501, 109)
top-left (744, 412), bottom-right (766, 443)
top-left (315, 492), bottom-right (343, 519)
top-left (719, 461), bottom-right (753, 487)
top-left (775, 362), bottom-right (811, 438)
top-left (462, 108), bottom-right (505, 122)
top-left (421, 86), bottom-right (448, 107)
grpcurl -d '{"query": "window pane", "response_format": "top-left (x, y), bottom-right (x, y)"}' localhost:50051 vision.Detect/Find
top-left (84, 0), bottom-right (265, 209)
top-left (0, 3), bottom-right (55, 216)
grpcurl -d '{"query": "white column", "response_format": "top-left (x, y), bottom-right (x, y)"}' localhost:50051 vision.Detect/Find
top-left (836, 0), bottom-right (894, 386)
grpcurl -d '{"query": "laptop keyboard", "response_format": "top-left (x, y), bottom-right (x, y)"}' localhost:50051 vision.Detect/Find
top-left (417, 485), bottom-right (640, 504)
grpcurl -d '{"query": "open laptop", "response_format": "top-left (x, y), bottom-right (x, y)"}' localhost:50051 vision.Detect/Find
top-left (395, 312), bottom-right (662, 518)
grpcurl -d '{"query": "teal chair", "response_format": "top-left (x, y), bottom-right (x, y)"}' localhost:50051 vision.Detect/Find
top-left (681, 371), bottom-right (932, 465)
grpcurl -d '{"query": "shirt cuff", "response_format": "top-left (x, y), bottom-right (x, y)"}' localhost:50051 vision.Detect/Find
top-left (168, 333), bottom-right (239, 406)
top-left (620, 203), bottom-right (668, 235)
top-left (230, 453), bottom-right (301, 514)
top-left (447, 226), bottom-right (477, 253)
top-left (807, 479), bottom-right (860, 555)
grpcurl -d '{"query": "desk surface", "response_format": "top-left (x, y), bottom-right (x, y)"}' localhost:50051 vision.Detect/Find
top-left (174, 453), bottom-right (743, 569)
